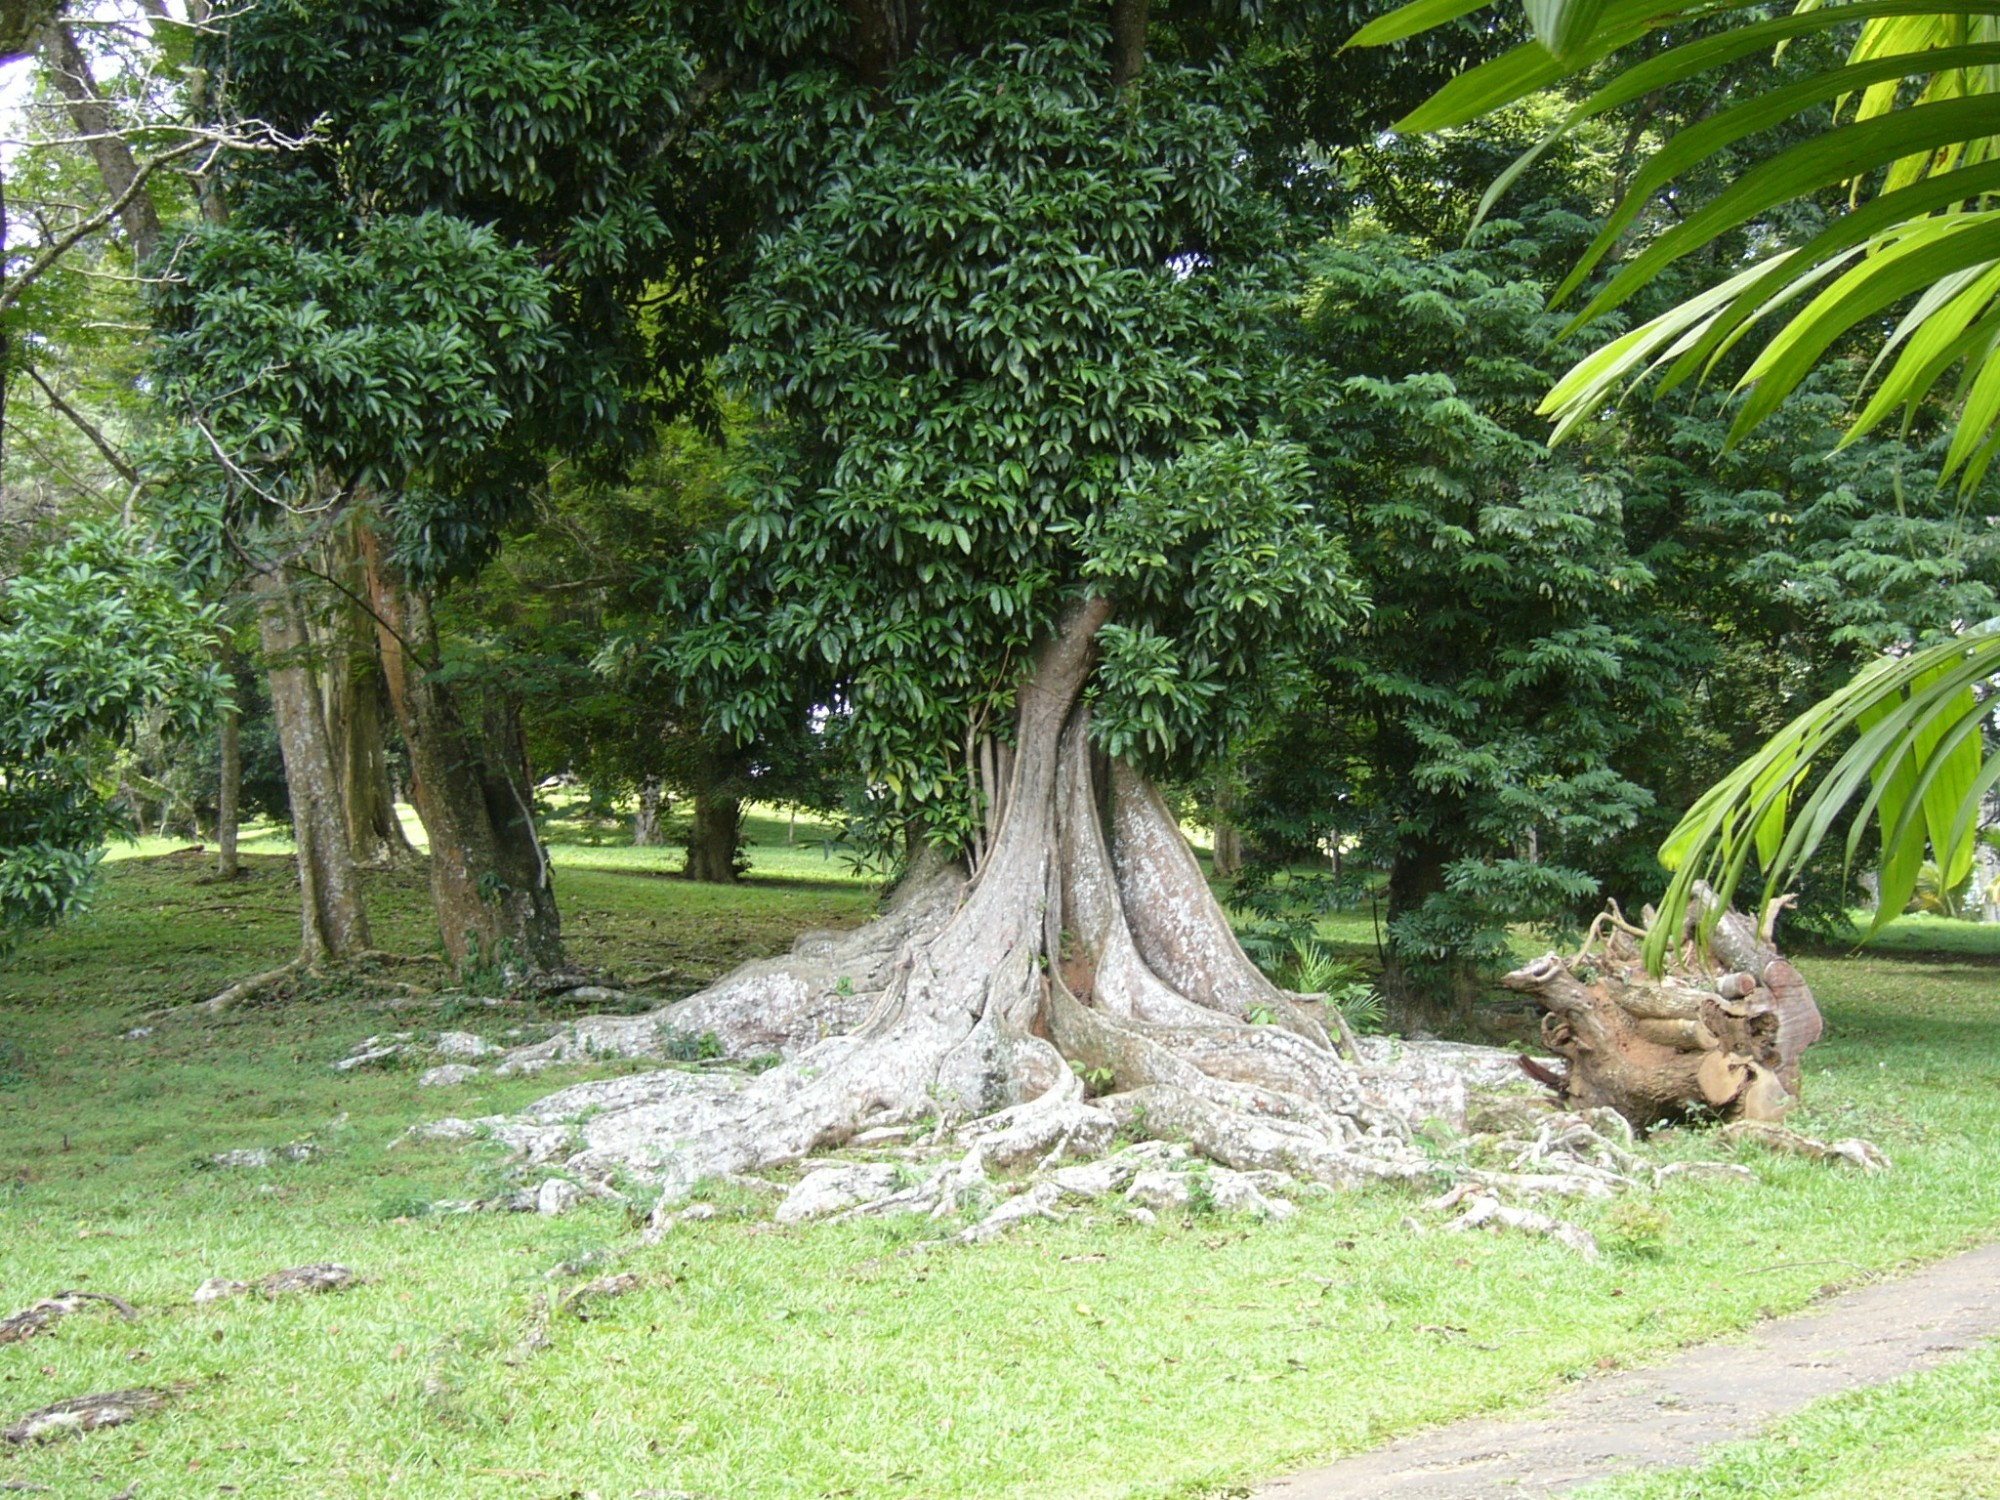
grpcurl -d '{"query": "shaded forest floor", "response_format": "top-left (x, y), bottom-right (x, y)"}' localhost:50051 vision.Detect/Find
top-left (2, 847), bottom-right (1999, 1498)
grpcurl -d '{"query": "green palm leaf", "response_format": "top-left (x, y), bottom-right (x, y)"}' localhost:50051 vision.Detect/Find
top-left (1359, 0), bottom-right (2000, 487)
top-left (1644, 633), bottom-right (1997, 970)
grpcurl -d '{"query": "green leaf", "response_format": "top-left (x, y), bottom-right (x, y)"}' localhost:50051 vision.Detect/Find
top-left (1732, 214), bottom-right (2000, 439)
top-left (1566, 93), bottom-right (2000, 325)
top-left (1525, 0), bottom-right (1611, 57)
top-left (1344, 0), bottom-right (1496, 50)
top-left (1647, 631), bottom-right (2000, 970)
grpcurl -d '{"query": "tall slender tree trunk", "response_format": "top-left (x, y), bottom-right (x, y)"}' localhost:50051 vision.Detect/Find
top-left (41, 21), bottom-right (165, 263)
top-left (1211, 822), bottom-right (1242, 877)
top-left (632, 777), bottom-right (666, 847)
top-left (312, 531), bottom-right (414, 866)
top-left (361, 532), bottom-right (562, 974)
top-left (251, 565), bottom-right (372, 963)
top-left (215, 697), bottom-right (241, 879)
top-left (1208, 765), bottom-right (1244, 880)
top-left (331, 661), bottom-right (411, 865)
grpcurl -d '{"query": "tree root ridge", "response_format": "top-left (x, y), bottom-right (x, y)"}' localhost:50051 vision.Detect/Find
top-left (485, 851), bottom-right (967, 1075)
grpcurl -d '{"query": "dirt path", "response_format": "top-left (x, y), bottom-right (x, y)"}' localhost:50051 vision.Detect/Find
top-left (1256, 1238), bottom-right (2000, 1499)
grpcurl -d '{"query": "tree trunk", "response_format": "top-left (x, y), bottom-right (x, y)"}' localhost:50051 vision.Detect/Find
top-left (334, 666), bottom-right (411, 866)
top-left (310, 537), bottom-right (414, 866)
top-left (1381, 840), bottom-right (1480, 1036)
top-left (250, 565), bottom-right (372, 964)
top-left (1211, 822), bottom-right (1242, 878)
top-left (122, 783), bottom-right (148, 839)
top-left (1502, 888), bottom-right (1824, 1128)
top-left (683, 759), bottom-right (743, 883)
top-left (489, 598), bottom-right (1459, 1203)
top-left (361, 533), bottom-right (562, 975)
top-left (214, 697), bottom-right (240, 880)
top-left (40, 21), bottom-right (164, 264)
top-left (633, 777), bottom-right (666, 847)
top-left (845, 0), bottom-right (927, 90)
top-left (1109, 0), bottom-right (1150, 87)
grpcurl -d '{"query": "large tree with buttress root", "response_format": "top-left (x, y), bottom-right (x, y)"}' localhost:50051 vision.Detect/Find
top-left (522, 3), bottom-right (1481, 1196)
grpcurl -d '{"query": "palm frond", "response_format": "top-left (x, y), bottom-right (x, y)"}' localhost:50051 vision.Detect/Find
top-left (1356, 0), bottom-right (2000, 487)
top-left (1644, 632), bottom-right (1998, 971)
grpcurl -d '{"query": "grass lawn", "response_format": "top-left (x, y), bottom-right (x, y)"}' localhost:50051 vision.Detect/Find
top-left (4, 838), bottom-right (2000, 1498)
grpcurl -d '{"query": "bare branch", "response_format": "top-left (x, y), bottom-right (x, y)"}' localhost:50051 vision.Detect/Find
top-left (0, 135), bottom-right (203, 315)
top-left (188, 411), bottom-right (340, 518)
top-left (1, 414), bottom-right (118, 506)
top-left (23, 363), bottom-right (138, 485)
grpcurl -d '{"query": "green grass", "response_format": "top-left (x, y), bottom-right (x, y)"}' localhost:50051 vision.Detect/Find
top-left (5, 855), bottom-right (2000, 1497)
top-left (1814, 910), bottom-right (2000, 960)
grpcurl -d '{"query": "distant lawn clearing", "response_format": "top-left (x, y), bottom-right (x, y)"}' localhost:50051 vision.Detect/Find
top-left (3, 855), bottom-right (2000, 1497)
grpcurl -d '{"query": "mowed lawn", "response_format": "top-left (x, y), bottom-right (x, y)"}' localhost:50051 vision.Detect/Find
top-left (3, 833), bottom-right (2000, 1499)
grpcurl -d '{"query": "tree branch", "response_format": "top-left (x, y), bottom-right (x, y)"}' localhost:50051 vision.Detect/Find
top-left (0, 135), bottom-right (202, 316)
top-left (23, 365), bottom-right (137, 485)
top-left (646, 64), bottom-right (741, 163)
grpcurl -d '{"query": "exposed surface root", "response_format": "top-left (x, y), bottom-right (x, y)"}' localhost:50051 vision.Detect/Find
top-left (177, 961), bottom-right (300, 1017)
top-left (486, 851), bottom-right (965, 1074)
top-left (1437, 1190), bottom-right (1602, 1259)
top-left (0, 1291), bottom-right (138, 1345)
top-left (3, 1387), bottom-right (181, 1445)
top-left (1723, 1120), bottom-right (1891, 1171)
top-left (194, 1264), bottom-right (359, 1304)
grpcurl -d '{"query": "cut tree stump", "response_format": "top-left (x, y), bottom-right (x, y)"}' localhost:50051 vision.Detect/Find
top-left (1502, 885), bottom-right (1824, 1129)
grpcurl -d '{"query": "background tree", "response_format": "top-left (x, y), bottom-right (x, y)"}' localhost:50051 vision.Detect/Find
top-left (0, 4), bottom-right (293, 907)
top-left (1261, 206), bottom-right (1673, 1029)
top-left (148, 212), bottom-right (574, 969)
top-left (0, 524), bottom-right (222, 955)
top-left (463, 425), bottom-right (847, 882)
top-left (150, 0), bottom-right (730, 973)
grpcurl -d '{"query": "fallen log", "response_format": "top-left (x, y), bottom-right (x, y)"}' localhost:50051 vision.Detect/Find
top-left (1503, 886), bottom-right (1823, 1129)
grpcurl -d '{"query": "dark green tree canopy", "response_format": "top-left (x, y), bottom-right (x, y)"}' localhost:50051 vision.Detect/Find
top-left (663, 10), bottom-right (1356, 847)
top-left (1247, 211), bottom-right (1672, 998)
top-left (149, 212), bottom-right (566, 574)
top-left (158, 0), bottom-right (724, 578)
